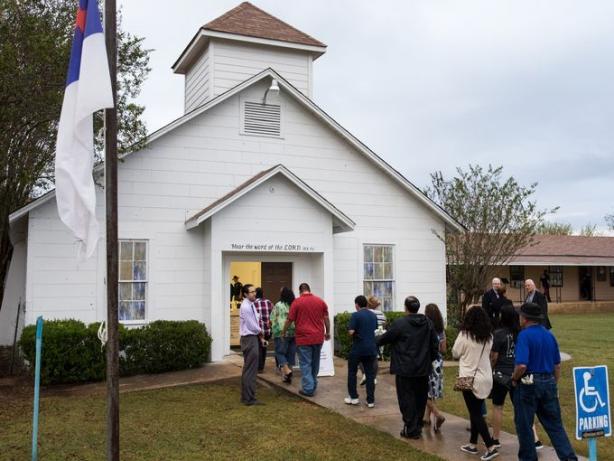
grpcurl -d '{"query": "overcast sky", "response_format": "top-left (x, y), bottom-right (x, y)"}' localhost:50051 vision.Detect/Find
top-left (118, 0), bottom-right (614, 233)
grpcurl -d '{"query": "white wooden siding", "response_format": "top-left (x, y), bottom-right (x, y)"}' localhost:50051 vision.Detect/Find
top-left (23, 77), bottom-right (449, 340)
top-left (210, 39), bottom-right (311, 98)
top-left (185, 46), bottom-right (211, 112)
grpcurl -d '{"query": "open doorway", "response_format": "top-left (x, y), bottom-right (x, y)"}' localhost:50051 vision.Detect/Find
top-left (228, 261), bottom-right (292, 347)
top-left (579, 267), bottom-right (594, 301)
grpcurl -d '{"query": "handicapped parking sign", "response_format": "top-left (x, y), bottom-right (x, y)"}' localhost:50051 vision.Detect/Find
top-left (573, 365), bottom-right (611, 440)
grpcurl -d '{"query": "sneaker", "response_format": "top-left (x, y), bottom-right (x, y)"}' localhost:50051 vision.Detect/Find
top-left (491, 439), bottom-right (501, 448)
top-left (460, 445), bottom-right (479, 455)
top-left (480, 448), bottom-right (499, 460)
top-left (367, 402), bottom-right (375, 408)
top-left (360, 375), bottom-right (367, 386)
top-left (344, 396), bottom-right (359, 405)
top-left (298, 389), bottom-right (314, 397)
top-left (535, 440), bottom-right (544, 450)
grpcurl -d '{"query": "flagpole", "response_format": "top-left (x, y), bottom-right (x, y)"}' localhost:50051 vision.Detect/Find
top-left (104, 0), bottom-right (120, 459)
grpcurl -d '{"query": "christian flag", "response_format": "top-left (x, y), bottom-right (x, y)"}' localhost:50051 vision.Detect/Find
top-left (55, 0), bottom-right (113, 258)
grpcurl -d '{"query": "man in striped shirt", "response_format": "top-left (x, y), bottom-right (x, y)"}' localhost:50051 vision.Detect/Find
top-left (254, 287), bottom-right (273, 372)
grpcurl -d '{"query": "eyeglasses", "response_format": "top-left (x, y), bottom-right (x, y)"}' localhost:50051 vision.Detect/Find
top-left (248, 290), bottom-right (256, 294)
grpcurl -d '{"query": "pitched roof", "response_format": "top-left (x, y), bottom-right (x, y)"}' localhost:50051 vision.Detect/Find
top-left (203, 2), bottom-right (325, 47)
top-left (157, 68), bottom-right (463, 232)
top-left (509, 234), bottom-right (614, 266)
top-left (184, 164), bottom-right (355, 233)
top-left (11, 69), bottom-right (464, 233)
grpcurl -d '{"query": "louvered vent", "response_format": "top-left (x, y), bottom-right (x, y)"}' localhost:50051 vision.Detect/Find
top-left (243, 102), bottom-right (281, 137)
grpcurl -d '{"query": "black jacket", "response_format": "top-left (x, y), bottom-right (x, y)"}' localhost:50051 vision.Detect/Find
top-left (528, 290), bottom-right (552, 330)
top-left (376, 313), bottom-right (439, 377)
top-left (482, 289), bottom-right (505, 327)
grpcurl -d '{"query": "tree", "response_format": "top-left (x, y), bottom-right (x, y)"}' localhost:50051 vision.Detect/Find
top-left (426, 165), bottom-right (554, 320)
top-left (579, 223), bottom-right (600, 237)
top-left (605, 214), bottom-right (614, 231)
top-left (536, 221), bottom-right (573, 235)
top-left (0, 0), bottom-right (151, 311)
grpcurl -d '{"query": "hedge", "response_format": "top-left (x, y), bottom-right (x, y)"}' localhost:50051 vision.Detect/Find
top-left (334, 312), bottom-right (459, 361)
top-left (19, 319), bottom-right (212, 385)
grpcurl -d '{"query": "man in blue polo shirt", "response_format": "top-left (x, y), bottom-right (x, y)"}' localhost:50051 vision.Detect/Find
top-left (511, 303), bottom-right (577, 461)
top-left (345, 295), bottom-right (378, 408)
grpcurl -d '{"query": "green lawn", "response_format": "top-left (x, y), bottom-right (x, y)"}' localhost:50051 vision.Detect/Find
top-left (0, 377), bottom-right (441, 461)
top-left (439, 313), bottom-right (614, 458)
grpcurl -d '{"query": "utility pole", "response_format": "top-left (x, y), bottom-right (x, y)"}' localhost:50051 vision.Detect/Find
top-left (104, 0), bottom-right (119, 459)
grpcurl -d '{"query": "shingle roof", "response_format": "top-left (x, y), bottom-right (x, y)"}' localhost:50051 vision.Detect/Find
top-left (509, 234), bottom-right (614, 265)
top-left (203, 2), bottom-right (326, 47)
top-left (187, 165), bottom-right (277, 224)
top-left (184, 164), bottom-right (355, 233)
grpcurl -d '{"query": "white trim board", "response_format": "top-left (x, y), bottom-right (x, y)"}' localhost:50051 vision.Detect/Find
top-left (172, 29), bottom-right (326, 74)
top-left (185, 164), bottom-right (355, 233)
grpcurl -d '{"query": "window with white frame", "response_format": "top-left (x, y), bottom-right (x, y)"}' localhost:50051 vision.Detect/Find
top-left (119, 240), bottom-right (147, 321)
top-left (363, 244), bottom-right (394, 311)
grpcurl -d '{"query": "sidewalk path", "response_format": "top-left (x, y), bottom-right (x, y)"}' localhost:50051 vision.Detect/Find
top-left (41, 361), bottom-right (242, 397)
top-left (244, 355), bottom-right (585, 461)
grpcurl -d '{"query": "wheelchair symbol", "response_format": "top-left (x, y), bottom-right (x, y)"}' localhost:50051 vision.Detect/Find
top-left (579, 371), bottom-right (606, 413)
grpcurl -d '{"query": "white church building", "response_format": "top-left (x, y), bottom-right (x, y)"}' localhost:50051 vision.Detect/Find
top-left (1, 2), bottom-right (462, 361)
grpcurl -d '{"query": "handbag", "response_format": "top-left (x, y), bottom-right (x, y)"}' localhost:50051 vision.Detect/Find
top-left (453, 341), bottom-right (487, 392)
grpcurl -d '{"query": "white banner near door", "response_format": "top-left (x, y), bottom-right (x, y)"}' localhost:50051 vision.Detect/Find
top-left (318, 339), bottom-right (335, 377)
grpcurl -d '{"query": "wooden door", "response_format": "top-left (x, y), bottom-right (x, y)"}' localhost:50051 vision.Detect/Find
top-left (261, 262), bottom-right (292, 303)
top-left (579, 267), bottom-right (594, 301)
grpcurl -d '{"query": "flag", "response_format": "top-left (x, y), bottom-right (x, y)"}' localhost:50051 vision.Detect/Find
top-left (55, 0), bottom-right (113, 258)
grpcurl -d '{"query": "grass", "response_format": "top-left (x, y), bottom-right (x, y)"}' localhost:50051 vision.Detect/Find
top-left (0, 377), bottom-right (442, 461)
top-left (439, 313), bottom-right (614, 458)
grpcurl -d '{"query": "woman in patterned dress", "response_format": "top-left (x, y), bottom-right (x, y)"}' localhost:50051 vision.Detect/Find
top-left (423, 303), bottom-right (447, 431)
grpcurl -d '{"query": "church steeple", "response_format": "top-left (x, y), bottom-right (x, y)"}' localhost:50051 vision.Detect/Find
top-left (173, 2), bottom-right (327, 113)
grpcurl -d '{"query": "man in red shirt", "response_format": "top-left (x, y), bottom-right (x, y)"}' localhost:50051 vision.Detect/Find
top-left (282, 282), bottom-right (330, 396)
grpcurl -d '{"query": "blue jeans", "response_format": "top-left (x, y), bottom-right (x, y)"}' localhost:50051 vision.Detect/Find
top-left (274, 336), bottom-right (296, 368)
top-left (297, 344), bottom-right (322, 395)
top-left (348, 353), bottom-right (376, 403)
top-left (513, 374), bottom-right (577, 461)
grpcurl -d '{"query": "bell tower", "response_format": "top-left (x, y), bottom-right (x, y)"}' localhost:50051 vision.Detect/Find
top-left (172, 2), bottom-right (327, 113)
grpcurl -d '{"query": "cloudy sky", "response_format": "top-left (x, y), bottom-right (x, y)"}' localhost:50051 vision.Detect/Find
top-left (118, 0), bottom-right (614, 232)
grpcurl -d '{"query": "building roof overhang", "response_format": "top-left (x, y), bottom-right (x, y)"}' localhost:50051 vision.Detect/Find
top-left (173, 29), bottom-right (327, 74)
top-left (184, 164), bottom-right (355, 233)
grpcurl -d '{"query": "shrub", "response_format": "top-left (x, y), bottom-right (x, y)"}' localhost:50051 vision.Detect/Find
top-left (125, 320), bottom-right (212, 374)
top-left (444, 325), bottom-right (459, 360)
top-left (20, 319), bottom-right (105, 384)
top-left (19, 319), bottom-right (212, 385)
top-left (333, 312), bottom-right (352, 359)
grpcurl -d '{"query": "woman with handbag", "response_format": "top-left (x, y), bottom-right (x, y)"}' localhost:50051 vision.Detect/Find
top-left (452, 306), bottom-right (499, 460)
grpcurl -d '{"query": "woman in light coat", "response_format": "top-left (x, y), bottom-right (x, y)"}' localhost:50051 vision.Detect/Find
top-left (452, 306), bottom-right (499, 460)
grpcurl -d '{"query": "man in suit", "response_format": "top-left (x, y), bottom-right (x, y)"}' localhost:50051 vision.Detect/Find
top-left (525, 279), bottom-right (552, 330)
top-left (482, 277), bottom-right (505, 327)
